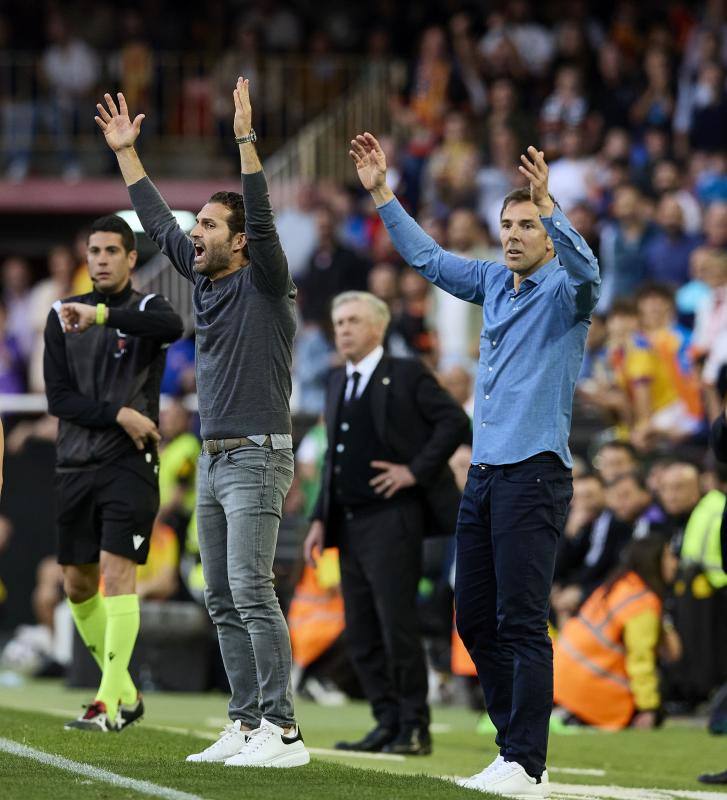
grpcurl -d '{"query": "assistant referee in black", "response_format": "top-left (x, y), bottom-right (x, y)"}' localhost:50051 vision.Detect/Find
top-left (43, 214), bottom-right (183, 732)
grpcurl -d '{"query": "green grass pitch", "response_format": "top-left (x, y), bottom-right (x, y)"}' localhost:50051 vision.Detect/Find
top-left (1, 678), bottom-right (726, 799)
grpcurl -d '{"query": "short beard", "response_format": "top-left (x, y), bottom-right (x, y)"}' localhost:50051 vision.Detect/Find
top-left (193, 242), bottom-right (231, 277)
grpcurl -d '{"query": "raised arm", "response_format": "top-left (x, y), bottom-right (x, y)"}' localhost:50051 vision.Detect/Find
top-left (231, 77), bottom-right (291, 296)
top-left (96, 92), bottom-right (196, 283)
top-left (518, 146), bottom-right (601, 316)
top-left (350, 132), bottom-right (491, 305)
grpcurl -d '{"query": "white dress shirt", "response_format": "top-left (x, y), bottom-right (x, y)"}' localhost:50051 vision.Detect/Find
top-left (345, 345), bottom-right (384, 401)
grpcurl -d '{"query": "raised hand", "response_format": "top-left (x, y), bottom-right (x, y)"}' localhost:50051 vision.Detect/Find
top-left (95, 92), bottom-right (145, 152)
top-left (349, 133), bottom-right (388, 192)
top-left (233, 76), bottom-right (252, 138)
top-left (518, 146), bottom-right (554, 216)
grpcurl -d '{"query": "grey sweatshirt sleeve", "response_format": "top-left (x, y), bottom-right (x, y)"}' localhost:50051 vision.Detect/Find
top-left (128, 177), bottom-right (197, 283)
top-left (241, 170), bottom-right (294, 297)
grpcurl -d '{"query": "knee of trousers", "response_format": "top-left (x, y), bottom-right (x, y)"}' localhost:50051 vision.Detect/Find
top-left (496, 613), bottom-right (551, 647)
top-left (455, 607), bottom-right (498, 649)
top-left (203, 585), bottom-right (237, 623)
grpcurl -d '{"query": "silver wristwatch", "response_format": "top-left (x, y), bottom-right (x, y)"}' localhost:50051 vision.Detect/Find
top-left (235, 129), bottom-right (257, 144)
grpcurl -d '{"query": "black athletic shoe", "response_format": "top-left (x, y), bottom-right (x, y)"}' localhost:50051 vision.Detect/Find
top-left (699, 770), bottom-right (727, 785)
top-left (382, 724), bottom-right (432, 755)
top-left (334, 725), bottom-right (398, 752)
top-left (118, 695), bottom-right (144, 731)
top-left (64, 701), bottom-right (118, 732)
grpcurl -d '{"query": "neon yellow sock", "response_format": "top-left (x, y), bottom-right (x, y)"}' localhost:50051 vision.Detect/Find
top-left (68, 593), bottom-right (138, 706)
top-left (94, 594), bottom-right (140, 720)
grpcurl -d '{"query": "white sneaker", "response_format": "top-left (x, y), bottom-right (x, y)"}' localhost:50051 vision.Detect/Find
top-left (471, 760), bottom-right (549, 798)
top-left (457, 754), bottom-right (505, 788)
top-left (224, 718), bottom-right (310, 768)
top-left (186, 719), bottom-right (249, 763)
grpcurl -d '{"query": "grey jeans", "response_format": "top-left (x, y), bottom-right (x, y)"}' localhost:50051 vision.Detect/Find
top-left (197, 444), bottom-right (295, 727)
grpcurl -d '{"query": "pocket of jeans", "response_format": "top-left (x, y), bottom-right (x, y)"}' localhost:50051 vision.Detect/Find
top-left (224, 446), bottom-right (268, 468)
top-left (272, 463), bottom-right (294, 516)
top-left (499, 464), bottom-right (544, 485)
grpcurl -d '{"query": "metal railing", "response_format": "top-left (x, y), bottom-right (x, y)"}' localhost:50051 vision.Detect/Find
top-left (0, 52), bottom-right (391, 170)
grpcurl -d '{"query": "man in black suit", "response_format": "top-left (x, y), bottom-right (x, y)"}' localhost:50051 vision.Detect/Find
top-left (304, 290), bottom-right (469, 756)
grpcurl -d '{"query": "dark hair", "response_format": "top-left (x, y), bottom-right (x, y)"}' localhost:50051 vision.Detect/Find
top-left (603, 535), bottom-right (669, 598)
top-left (596, 440), bottom-right (638, 461)
top-left (208, 191), bottom-right (249, 259)
top-left (635, 281), bottom-right (676, 307)
top-left (604, 469), bottom-right (647, 492)
top-left (499, 188), bottom-right (558, 220)
top-left (608, 298), bottom-right (639, 317)
top-left (89, 215), bottom-right (136, 254)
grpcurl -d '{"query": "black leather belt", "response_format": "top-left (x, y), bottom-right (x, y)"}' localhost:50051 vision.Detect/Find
top-left (202, 435), bottom-right (272, 455)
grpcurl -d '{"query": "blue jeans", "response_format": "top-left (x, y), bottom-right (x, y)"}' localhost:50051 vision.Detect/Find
top-left (197, 445), bottom-right (295, 728)
top-left (454, 453), bottom-right (572, 778)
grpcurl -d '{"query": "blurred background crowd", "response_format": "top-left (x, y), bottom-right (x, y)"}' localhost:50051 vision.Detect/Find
top-left (1, 0), bottom-right (727, 731)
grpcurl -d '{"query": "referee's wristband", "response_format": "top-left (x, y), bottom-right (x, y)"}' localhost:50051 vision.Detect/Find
top-left (96, 303), bottom-right (107, 325)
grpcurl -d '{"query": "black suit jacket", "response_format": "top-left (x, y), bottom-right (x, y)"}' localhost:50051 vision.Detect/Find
top-left (710, 414), bottom-right (727, 569)
top-left (312, 354), bottom-right (470, 548)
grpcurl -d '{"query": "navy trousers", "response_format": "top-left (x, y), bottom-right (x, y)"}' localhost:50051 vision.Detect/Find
top-left (454, 453), bottom-right (572, 778)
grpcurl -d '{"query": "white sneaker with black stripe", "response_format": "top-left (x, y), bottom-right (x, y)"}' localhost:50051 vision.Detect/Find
top-left (463, 759), bottom-right (550, 798)
top-left (224, 718), bottom-right (310, 768)
top-left (186, 719), bottom-right (249, 763)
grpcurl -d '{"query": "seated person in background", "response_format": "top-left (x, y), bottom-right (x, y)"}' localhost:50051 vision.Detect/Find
top-left (636, 282), bottom-right (703, 430)
top-left (592, 440), bottom-right (640, 484)
top-left (554, 535), bottom-right (678, 730)
top-left (605, 300), bottom-right (698, 450)
top-left (552, 472), bottom-right (651, 627)
top-left (652, 462), bottom-right (703, 550)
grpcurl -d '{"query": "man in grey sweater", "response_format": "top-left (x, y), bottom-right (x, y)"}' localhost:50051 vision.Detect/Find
top-left (96, 77), bottom-right (309, 768)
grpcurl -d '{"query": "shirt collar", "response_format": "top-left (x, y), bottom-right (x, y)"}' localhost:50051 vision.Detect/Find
top-left (504, 256), bottom-right (560, 293)
top-left (92, 280), bottom-right (134, 307)
top-left (347, 345), bottom-right (384, 381)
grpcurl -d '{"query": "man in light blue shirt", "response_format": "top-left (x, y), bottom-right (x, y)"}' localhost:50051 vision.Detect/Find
top-left (350, 133), bottom-right (600, 798)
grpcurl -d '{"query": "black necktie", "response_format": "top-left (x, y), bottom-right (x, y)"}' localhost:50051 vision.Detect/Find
top-left (347, 371), bottom-right (361, 403)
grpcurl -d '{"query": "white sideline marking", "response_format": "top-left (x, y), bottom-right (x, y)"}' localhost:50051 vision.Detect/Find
top-left (549, 784), bottom-right (727, 800)
top-left (448, 777), bottom-right (727, 800)
top-left (551, 767), bottom-right (607, 776)
top-left (309, 747), bottom-right (405, 762)
top-left (0, 737), bottom-right (208, 800)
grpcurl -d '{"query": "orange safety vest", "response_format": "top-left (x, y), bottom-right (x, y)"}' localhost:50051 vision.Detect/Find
top-left (287, 563), bottom-right (345, 669)
top-left (553, 572), bottom-right (661, 730)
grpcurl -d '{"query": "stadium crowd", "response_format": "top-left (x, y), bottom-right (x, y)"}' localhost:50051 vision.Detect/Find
top-left (1, 0), bottom-right (727, 733)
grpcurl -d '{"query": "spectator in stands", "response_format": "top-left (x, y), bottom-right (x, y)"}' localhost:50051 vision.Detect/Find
top-left (645, 195), bottom-right (702, 287)
top-left (1, 256), bottom-right (34, 360)
top-left (40, 13), bottom-right (100, 180)
top-left (389, 271), bottom-right (438, 369)
top-left (593, 440), bottom-right (639, 483)
top-left (423, 111), bottom-right (480, 213)
top-left (636, 282), bottom-right (703, 427)
top-left (298, 205), bottom-right (371, 326)
top-left (275, 184), bottom-right (320, 279)
top-left (0, 304), bottom-right (26, 393)
top-left (434, 210), bottom-right (493, 370)
top-left (160, 336), bottom-right (196, 397)
top-left (158, 399), bottom-right (199, 543)
top-left (593, 41), bottom-right (637, 130)
top-left (293, 321), bottom-right (338, 416)
top-left (478, 0), bottom-right (555, 77)
top-left (655, 462), bottom-right (703, 550)
top-left (476, 124), bottom-right (524, 238)
top-left (691, 248), bottom-right (727, 387)
top-left (546, 126), bottom-right (594, 212)
top-left (599, 184), bottom-right (658, 310)
top-left (650, 158), bottom-right (703, 235)
top-left (28, 244), bottom-right (75, 392)
top-left (680, 62), bottom-right (727, 155)
top-left (630, 47), bottom-right (675, 132)
top-left (552, 471), bottom-right (650, 627)
top-left (554, 535), bottom-right (678, 729)
top-left (539, 67), bottom-right (589, 153)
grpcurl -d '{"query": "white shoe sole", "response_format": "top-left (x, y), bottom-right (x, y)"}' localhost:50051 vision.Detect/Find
top-left (225, 748), bottom-right (311, 768)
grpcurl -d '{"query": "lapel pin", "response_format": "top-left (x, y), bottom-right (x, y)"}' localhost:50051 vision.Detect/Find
top-left (382, 377), bottom-right (390, 385)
